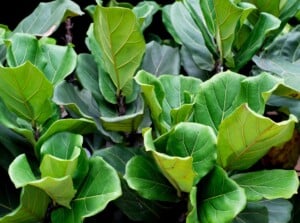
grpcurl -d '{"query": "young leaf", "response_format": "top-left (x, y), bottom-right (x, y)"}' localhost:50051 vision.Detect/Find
top-left (93, 5), bottom-right (146, 96)
top-left (51, 157), bottom-right (122, 223)
top-left (0, 61), bottom-right (55, 125)
top-left (232, 169), bottom-right (299, 201)
top-left (217, 104), bottom-right (297, 170)
top-left (197, 166), bottom-right (246, 223)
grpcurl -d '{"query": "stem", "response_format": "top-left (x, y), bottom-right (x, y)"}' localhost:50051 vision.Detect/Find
top-left (116, 91), bottom-right (126, 116)
top-left (64, 17), bottom-right (73, 44)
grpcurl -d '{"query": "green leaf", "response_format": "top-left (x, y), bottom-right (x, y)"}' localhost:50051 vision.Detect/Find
top-left (193, 71), bottom-right (295, 133)
top-left (197, 166), bottom-right (246, 223)
top-left (213, 0), bottom-right (244, 67)
top-left (162, 2), bottom-right (214, 72)
top-left (0, 186), bottom-right (50, 223)
top-left (186, 187), bottom-right (198, 223)
top-left (162, 122), bottom-right (217, 183)
top-left (51, 156), bottom-right (122, 223)
top-left (253, 26), bottom-right (300, 91)
top-left (36, 118), bottom-right (97, 152)
top-left (217, 104), bottom-right (297, 170)
top-left (232, 169), bottom-right (299, 201)
top-left (14, 0), bottom-right (83, 36)
top-left (142, 41), bottom-right (180, 76)
top-left (133, 1), bottom-right (160, 31)
top-left (94, 145), bottom-right (143, 175)
top-left (5, 33), bottom-right (46, 69)
top-left (234, 12), bottom-right (280, 70)
top-left (8, 154), bottom-right (77, 208)
top-left (114, 178), bottom-right (167, 222)
top-left (41, 44), bottom-right (77, 85)
top-left (125, 155), bottom-right (179, 202)
top-left (93, 6), bottom-right (146, 95)
top-left (234, 199), bottom-right (293, 223)
top-left (0, 61), bottom-right (55, 125)
top-left (143, 127), bottom-right (196, 194)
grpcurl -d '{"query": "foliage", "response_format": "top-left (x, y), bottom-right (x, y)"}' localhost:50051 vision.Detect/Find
top-left (0, 0), bottom-right (300, 222)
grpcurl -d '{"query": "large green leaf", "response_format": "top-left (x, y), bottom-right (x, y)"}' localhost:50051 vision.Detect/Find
top-left (8, 154), bottom-right (76, 208)
top-left (193, 70), bottom-right (298, 133)
top-left (143, 122), bottom-right (217, 194)
top-left (143, 127), bottom-right (196, 194)
top-left (217, 104), bottom-right (297, 170)
top-left (0, 186), bottom-right (50, 223)
top-left (197, 166), bottom-right (246, 223)
top-left (232, 169), bottom-right (299, 200)
top-left (13, 0), bottom-right (83, 36)
top-left (93, 5), bottom-right (146, 95)
top-left (5, 33), bottom-right (46, 69)
top-left (124, 155), bottom-right (179, 202)
top-left (162, 2), bottom-right (215, 72)
top-left (51, 156), bottom-right (122, 223)
top-left (0, 61), bottom-right (55, 125)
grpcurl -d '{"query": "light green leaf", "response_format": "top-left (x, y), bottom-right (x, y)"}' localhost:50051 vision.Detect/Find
top-left (93, 6), bottom-right (146, 95)
top-left (163, 122), bottom-right (217, 183)
top-left (197, 166), bottom-right (246, 223)
top-left (8, 154), bottom-right (76, 208)
top-left (217, 104), bottom-right (297, 170)
top-left (232, 169), bottom-right (299, 201)
top-left (143, 127), bottom-right (196, 194)
top-left (0, 61), bottom-right (55, 125)
top-left (51, 156), bottom-right (122, 223)
top-left (0, 186), bottom-right (50, 223)
top-left (41, 44), bottom-right (77, 85)
top-left (14, 0), bottom-right (83, 36)
top-left (213, 0), bottom-right (244, 67)
top-left (124, 155), bottom-right (179, 202)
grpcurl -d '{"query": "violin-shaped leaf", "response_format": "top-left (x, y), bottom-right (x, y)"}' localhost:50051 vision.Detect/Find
top-left (93, 5), bottom-right (146, 96)
top-left (217, 104), bottom-right (297, 170)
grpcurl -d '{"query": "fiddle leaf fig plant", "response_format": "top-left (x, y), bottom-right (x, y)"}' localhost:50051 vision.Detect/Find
top-left (0, 0), bottom-right (300, 222)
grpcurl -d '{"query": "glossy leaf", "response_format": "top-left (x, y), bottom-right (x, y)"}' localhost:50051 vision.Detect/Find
top-left (0, 186), bottom-right (50, 223)
top-left (193, 70), bottom-right (297, 133)
top-left (0, 61), bottom-right (55, 125)
top-left (51, 156), bottom-right (122, 223)
top-left (40, 44), bottom-right (77, 85)
top-left (125, 155), bottom-right (179, 202)
top-left (143, 127), bottom-right (196, 194)
top-left (93, 6), bottom-right (146, 95)
top-left (197, 166), bottom-right (246, 223)
top-left (14, 0), bottom-right (83, 36)
top-left (8, 154), bottom-right (76, 208)
top-left (232, 169), bottom-right (299, 201)
top-left (217, 104), bottom-right (297, 170)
